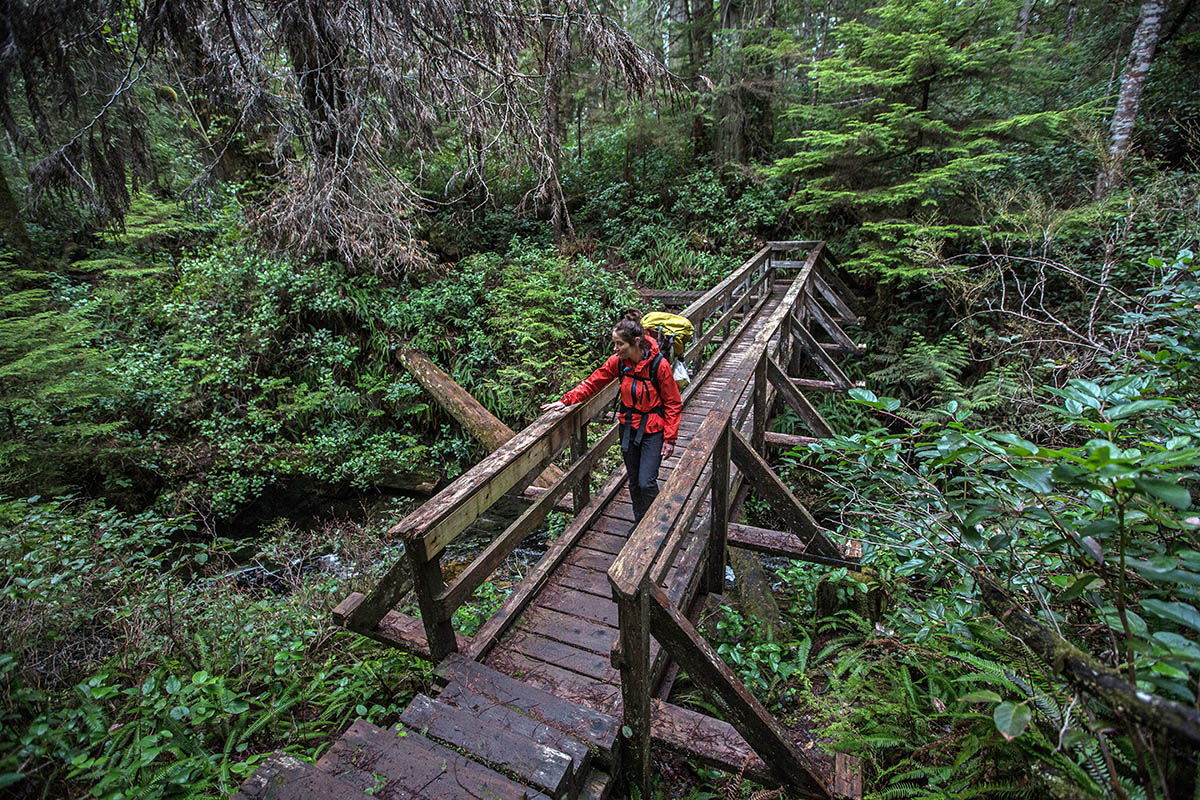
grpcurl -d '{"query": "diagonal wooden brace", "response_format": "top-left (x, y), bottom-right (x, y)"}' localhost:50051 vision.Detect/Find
top-left (789, 312), bottom-right (853, 391)
top-left (767, 357), bottom-right (835, 438)
top-left (805, 295), bottom-right (862, 356)
top-left (731, 429), bottom-right (843, 560)
top-left (647, 584), bottom-right (832, 799)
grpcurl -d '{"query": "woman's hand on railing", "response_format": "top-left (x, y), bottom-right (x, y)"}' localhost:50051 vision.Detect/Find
top-left (540, 399), bottom-right (568, 412)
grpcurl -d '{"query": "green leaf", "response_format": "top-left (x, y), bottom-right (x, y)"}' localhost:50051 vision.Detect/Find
top-left (993, 701), bottom-right (1031, 741)
top-left (1011, 467), bottom-right (1053, 494)
top-left (1060, 574), bottom-right (1101, 601)
top-left (1142, 599), bottom-right (1200, 634)
top-left (1133, 479), bottom-right (1192, 510)
top-left (956, 690), bottom-right (1001, 704)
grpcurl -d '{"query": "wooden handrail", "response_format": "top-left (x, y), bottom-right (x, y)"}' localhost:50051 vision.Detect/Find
top-left (391, 381), bottom-right (617, 561)
top-left (682, 245), bottom-right (770, 325)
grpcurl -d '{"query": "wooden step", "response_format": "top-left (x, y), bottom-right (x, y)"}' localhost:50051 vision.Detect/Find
top-left (435, 652), bottom-right (620, 766)
top-left (437, 680), bottom-right (593, 794)
top-left (233, 754), bottom-right (372, 799)
top-left (316, 718), bottom-right (549, 800)
top-left (401, 694), bottom-right (575, 798)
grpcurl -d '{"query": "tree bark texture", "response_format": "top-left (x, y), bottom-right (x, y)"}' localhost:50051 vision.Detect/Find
top-left (977, 572), bottom-right (1200, 746)
top-left (396, 348), bottom-right (565, 489)
top-left (1095, 0), bottom-right (1165, 196)
top-left (1014, 0), bottom-right (1035, 46)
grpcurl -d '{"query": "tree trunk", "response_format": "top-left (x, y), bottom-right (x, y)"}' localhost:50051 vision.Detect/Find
top-left (539, 0), bottom-right (573, 239)
top-left (1014, 0), bottom-right (1035, 47)
top-left (714, 0), bottom-right (747, 166)
top-left (690, 0), bottom-right (715, 159)
top-left (1064, 0), bottom-right (1078, 41)
top-left (0, 164), bottom-right (34, 264)
top-left (1095, 0), bottom-right (1166, 197)
top-left (396, 348), bottom-right (565, 489)
top-left (669, 0), bottom-right (691, 73)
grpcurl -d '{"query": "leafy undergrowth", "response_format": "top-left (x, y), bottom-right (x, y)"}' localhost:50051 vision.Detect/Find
top-left (0, 496), bottom-right (434, 799)
top-left (667, 251), bottom-right (1200, 799)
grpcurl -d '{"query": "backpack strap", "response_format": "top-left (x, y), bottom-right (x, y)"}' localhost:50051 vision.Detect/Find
top-left (618, 352), bottom-right (666, 451)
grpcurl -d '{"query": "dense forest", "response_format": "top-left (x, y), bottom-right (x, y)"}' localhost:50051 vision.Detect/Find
top-left (1, 0), bottom-right (1198, 797)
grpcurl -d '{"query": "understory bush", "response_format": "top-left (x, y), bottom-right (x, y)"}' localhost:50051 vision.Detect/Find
top-left (0, 495), bottom-right (429, 799)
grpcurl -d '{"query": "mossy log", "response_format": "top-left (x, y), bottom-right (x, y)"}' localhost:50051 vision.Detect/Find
top-left (397, 347), bottom-right (564, 489)
top-left (729, 547), bottom-right (783, 641)
top-left (976, 571), bottom-right (1200, 746)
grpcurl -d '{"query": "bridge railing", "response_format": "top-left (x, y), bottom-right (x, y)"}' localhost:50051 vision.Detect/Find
top-left (338, 241), bottom-right (795, 661)
top-left (608, 241), bottom-right (842, 799)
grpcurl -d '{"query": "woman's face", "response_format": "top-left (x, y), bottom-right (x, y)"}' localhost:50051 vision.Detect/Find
top-left (612, 331), bottom-right (641, 363)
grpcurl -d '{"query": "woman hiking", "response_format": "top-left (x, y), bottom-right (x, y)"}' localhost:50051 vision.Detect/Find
top-left (541, 310), bottom-right (683, 524)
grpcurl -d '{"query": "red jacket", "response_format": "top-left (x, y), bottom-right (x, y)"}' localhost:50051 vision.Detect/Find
top-left (561, 335), bottom-right (682, 442)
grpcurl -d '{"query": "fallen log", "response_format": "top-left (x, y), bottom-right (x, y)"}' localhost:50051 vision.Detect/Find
top-left (397, 347), bottom-right (564, 489)
top-left (977, 571), bottom-right (1200, 746)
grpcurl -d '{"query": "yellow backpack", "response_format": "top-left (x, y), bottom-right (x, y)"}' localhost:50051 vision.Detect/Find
top-left (641, 312), bottom-right (694, 360)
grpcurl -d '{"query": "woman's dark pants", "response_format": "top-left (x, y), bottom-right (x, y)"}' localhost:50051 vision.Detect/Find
top-left (623, 431), bottom-right (664, 523)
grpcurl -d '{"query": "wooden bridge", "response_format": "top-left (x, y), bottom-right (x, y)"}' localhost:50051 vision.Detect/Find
top-left (234, 242), bottom-right (867, 800)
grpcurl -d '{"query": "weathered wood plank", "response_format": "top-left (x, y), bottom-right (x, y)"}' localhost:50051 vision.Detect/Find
top-left (790, 316), bottom-right (852, 392)
top-left (435, 681), bottom-right (593, 794)
top-left (400, 694), bottom-right (575, 798)
top-left (814, 256), bottom-right (861, 320)
top-left (317, 719), bottom-right (548, 800)
top-left (497, 630), bottom-right (621, 684)
top-left (649, 700), bottom-right (776, 786)
top-left (609, 410), bottom-right (725, 599)
top-left (435, 652), bottom-right (621, 762)
top-left (805, 295), bottom-right (860, 354)
top-left (727, 522), bottom-right (859, 568)
top-left (235, 754), bottom-right (374, 800)
top-left (554, 564), bottom-right (615, 599)
top-left (398, 347), bottom-right (564, 489)
top-left (730, 430), bottom-right (842, 560)
top-left (538, 583), bottom-right (619, 627)
top-left (396, 382), bottom-right (617, 561)
top-left (647, 585), bottom-right (831, 798)
top-left (615, 587), bottom-right (652, 797)
top-left (487, 646), bottom-right (622, 716)
top-left (764, 431), bottom-right (821, 448)
top-left (682, 245), bottom-right (770, 325)
top-left (464, 469), bottom-right (627, 661)
top-left (767, 356), bottom-right (835, 438)
top-left (516, 606), bottom-right (618, 655)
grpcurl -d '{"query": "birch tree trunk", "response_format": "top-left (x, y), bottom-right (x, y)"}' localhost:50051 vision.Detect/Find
top-left (1095, 0), bottom-right (1166, 197)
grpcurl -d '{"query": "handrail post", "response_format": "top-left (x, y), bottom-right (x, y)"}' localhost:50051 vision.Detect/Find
top-left (408, 547), bottom-right (457, 663)
top-left (570, 418), bottom-right (590, 515)
top-left (707, 419), bottom-right (731, 593)
top-left (615, 585), bottom-right (652, 798)
top-left (752, 350), bottom-right (768, 453)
